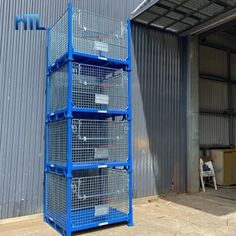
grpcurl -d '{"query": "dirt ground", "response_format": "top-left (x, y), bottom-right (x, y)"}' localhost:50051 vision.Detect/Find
top-left (1, 188), bottom-right (236, 236)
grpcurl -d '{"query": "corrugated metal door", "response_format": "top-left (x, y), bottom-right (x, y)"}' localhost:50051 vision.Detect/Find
top-left (131, 23), bottom-right (187, 196)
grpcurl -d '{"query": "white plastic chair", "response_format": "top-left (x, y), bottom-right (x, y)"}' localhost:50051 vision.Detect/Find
top-left (200, 158), bottom-right (217, 192)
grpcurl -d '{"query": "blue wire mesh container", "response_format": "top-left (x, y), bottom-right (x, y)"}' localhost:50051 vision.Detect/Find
top-left (50, 8), bottom-right (128, 65)
top-left (45, 4), bottom-right (133, 234)
top-left (46, 169), bottom-right (129, 230)
top-left (49, 62), bottom-right (128, 114)
top-left (48, 118), bottom-right (128, 166)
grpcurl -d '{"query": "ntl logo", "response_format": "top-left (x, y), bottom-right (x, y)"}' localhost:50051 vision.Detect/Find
top-left (15, 14), bottom-right (45, 30)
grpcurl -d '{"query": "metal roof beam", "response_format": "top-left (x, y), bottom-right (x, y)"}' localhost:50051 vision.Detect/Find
top-left (146, 9), bottom-right (193, 26)
top-left (180, 7), bottom-right (236, 36)
top-left (163, 0), bottom-right (219, 30)
top-left (147, 0), bottom-right (189, 26)
top-left (223, 30), bottom-right (236, 38)
top-left (199, 40), bottom-right (236, 53)
top-left (199, 18), bottom-right (236, 38)
top-left (130, 0), bottom-right (160, 20)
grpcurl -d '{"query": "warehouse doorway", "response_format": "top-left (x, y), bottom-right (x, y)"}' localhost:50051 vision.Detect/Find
top-left (196, 18), bottom-right (236, 202)
top-left (131, 0), bottom-right (236, 195)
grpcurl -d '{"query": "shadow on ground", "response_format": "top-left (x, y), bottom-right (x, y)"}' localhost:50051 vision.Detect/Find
top-left (161, 187), bottom-right (236, 217)
top-left (73, 222), bottom-right (126, 235)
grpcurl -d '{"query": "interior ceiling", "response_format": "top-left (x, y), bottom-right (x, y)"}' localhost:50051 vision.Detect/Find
top-left (199, 18), bottom-right (236, 38)
top-left (131, 0), bottom-right (236, 35)
top-left (222, 22), bottom-right (236, 37)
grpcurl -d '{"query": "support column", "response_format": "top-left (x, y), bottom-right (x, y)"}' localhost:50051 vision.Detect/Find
top-left (187, 35), bottom-right (200, 193)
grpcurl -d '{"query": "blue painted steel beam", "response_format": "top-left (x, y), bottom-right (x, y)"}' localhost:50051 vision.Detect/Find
top-left (66, 4), bottom-right (73, 234)
top-left (71, 217), bottom-right (129, 232)
top-left (47, 108), bottom-right (129, 122)
top-left (45, 214), bottom-right (129, 235)
top-left (44, 27), bottom-right (51, 226)
top-left (46, 163), bottom-right (130, 175)
top-left (48, 52), bottom-right (129, 73)
top-left (127, 19), bottom-right (133, 227)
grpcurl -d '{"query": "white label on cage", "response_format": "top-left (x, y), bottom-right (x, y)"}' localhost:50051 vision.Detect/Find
top-left (98, 110), bottom-right (107, 113)
top-left (114, 69), bottom-right (122, 76)
top-left (98, 56), bottom-right (108, 61)
top-left (98, 165), bottom-right (107, 168)
top-left (94, 41), bottom-right (109, 52)
top-left (105, 73), bottom-right (112, 80)
top-left (72, 68), bottom-right (78, 74)
top-left (95, 205), bottom-right (109, 217)
top-left (95, 94), bottom-right (109, 105)
top-left (95, 148), bottom-right (109, 159)
top-left (99, 222), bottom-right (108, 226)
top-left (121, 23), bottom-right (126, 39)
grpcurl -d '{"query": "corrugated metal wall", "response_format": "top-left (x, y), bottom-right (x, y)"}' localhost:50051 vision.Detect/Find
top-left (199, 115), bottom-right (229, 145)
top-left (199, 79), bottom-right (228, 112)
top-left (231, 54), bottom-right (236, 81)
top-left (0, 0), bottom-right (187, 219)
top-left (199, 44), bottom-right (236, 146)
top-left (231, 54), bottom-right (236, 132)
top-left (199, 45), bottom-right (228, 78)
top-left (132, 23), bottom-right (187, 196)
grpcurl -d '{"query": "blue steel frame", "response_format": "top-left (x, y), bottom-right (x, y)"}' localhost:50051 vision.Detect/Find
top-left (44, 3), bottom-right (133, 235)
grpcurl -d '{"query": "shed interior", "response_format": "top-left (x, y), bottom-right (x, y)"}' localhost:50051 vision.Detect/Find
top-left (131, 0), bottom-right (236, 196)
top-left (198, 18), bottom-right (236, 190)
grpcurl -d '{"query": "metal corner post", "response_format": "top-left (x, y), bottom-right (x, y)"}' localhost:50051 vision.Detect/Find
top-left (67, 2), bottom-right (73, 118)
top-left (68, 2), bottom-right (73, 61)
top-left (186, 35), bottom-right (200, 193)
top-left (67, 4), bottom-right (73, 235)
top-left (44, 27), bottom-right (51, 221)
top-left (46, 27), bottom-right (51, 123)
top-left (67, 1), bottom-right (73, 188)
top-left (66, 117), bottom-right (73, 236)
top-left (67, 62), bottom-right (73, 118)
top-left (66, 177), bottom-right (72, 236)
top-left (45, 28), bottom-right (51, 168)
top-left (127, 19), bottom-right (133, 227)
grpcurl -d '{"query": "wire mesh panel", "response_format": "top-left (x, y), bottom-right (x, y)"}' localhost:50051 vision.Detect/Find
top-left (48, 120), bottom-right (68, 165)
top-left (73, 9), bottom-right (128, 61)
top-left (72, 119), bottom-right (128, 165)
top-left (50, 11), bottom-right (68, 65)
top-left (47, 118), bottom-right (128, 166)
top-left (72, 63), bottom-right (128, 111)
top-left (71, 169), bottom-right (129, 228)
top-left (49, 64), bottom-right (68, 114)
top-left (46, 173), bottom-right (67, 229)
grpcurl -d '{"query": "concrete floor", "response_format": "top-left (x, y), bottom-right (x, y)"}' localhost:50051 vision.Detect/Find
top-left (1, 188), bottom-right (236, 236)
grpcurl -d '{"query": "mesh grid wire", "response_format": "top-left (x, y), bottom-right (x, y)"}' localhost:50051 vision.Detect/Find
top-left (47, 118), bottom-right (128, 166)
top-left (72, 63), bottom-right (128, 111)
top-left (49, 64), bottom-right (68, 114)
top-left (46, 173), bottom-right (67, 229)
top-left (72, 9), bottom-right (128, 61)
top-left (50, 11), bottom-right (68, 65)
top-left (48, 120), bottom-right (68, 165)
top-left (71, 169), bottom-right (129, 228)
top-left (72, 119), bottom-right (128, 165)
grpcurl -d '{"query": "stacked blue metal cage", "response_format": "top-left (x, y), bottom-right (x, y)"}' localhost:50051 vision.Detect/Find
top-left (44, 3), bottom-right (133, 236)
